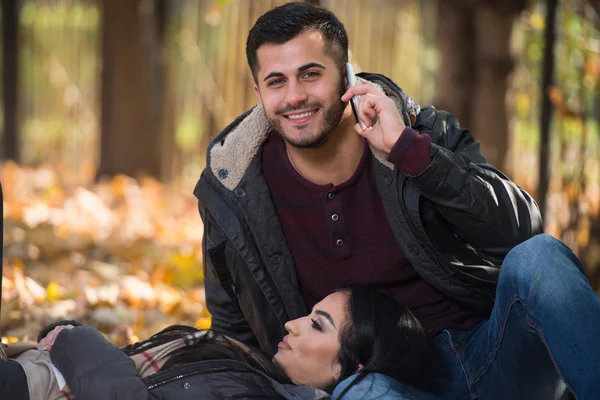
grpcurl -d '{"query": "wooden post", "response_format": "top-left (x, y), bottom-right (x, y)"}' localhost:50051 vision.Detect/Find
top-left (97, 0), bottom-right (166, 179)
top-left (1, 0), bottom-right (20, 161)
top-left (537, 0), bottom-right (558, 219)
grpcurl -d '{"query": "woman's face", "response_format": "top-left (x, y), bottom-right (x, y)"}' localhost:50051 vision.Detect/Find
top-left (273, 291), bottom-right (348, 389)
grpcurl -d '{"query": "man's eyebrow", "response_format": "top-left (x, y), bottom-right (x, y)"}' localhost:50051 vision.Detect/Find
top-left (298, 62), bottom-right (326, 72)
top-left (263, 71), bottom-right (285, 82)
top-left (263, 63), bottom-right (326, 82)
top-left (315, 310), bottom-right (336, 328)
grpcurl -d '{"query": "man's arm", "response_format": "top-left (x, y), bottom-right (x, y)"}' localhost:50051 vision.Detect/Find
top-left (397, 110), bottom-right (543, 264)
top-left (201, 205), bottom-right (260, 348)
top-left (342, 86), bottom-right (543, 265)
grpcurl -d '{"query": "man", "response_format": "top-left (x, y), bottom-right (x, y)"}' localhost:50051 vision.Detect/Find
top-left (194, 2), bottom-right (600, 398)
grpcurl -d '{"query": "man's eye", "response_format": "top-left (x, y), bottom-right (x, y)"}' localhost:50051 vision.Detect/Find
top-left (268, 79), bottom-right (284, 87)
top-left (303, 71), bottom-right (319, 79)
top-left (311, 318), bottom-right (323, 331)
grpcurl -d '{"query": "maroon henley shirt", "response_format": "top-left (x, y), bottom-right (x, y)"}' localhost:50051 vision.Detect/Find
top-left (262, 128), bottom-right (483, 336)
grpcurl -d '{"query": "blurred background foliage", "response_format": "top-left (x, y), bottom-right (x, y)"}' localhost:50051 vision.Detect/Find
top-left (0, 0), bottom-right (599, 342)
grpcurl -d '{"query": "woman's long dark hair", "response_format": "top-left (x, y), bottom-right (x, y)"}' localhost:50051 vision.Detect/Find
top-left (332, 287), bottom-right (430, 397)
top-left (121, 325), bottom-right (291, 384)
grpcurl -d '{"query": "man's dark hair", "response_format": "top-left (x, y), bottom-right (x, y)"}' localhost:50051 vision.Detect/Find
top-left (246, 2), bottom-right (349, 83)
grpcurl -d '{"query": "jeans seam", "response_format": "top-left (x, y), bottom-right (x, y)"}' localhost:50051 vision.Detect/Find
top-left (471, 294), bottom-right (520, 385)
top-left (471, 295), bottom-right (579, 400)
top-left (444, 330), bottom-right (477, 398)
top-left (525, 315), bottom-right (579, 400)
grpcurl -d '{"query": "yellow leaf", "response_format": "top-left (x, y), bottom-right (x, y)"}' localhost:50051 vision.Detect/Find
top-left (46, 281), bottom-right (63, 302)
top-left (195, 317), bottom-right (211, 330)
top-left (530, 12), bottom-right (545, 30)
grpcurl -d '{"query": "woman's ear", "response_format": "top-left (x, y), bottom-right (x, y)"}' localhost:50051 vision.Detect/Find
top-left (357, 363), bottom-right (364, 372)
top-left (332, 362), bottom-right (342, 380)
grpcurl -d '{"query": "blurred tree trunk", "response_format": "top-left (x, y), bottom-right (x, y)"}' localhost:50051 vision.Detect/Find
top-left (97, 0), bottom-right (172, 180)
top-left (435, 0), bottom-right (475, 129)
top-left (537, 0), bottom-right (558, 220)
top-left (435, 0), bottom-right (525, 170)
top-left (583, 0), bottom-right (600, 290)
top-left (1, 0), bottom-right (20, 161)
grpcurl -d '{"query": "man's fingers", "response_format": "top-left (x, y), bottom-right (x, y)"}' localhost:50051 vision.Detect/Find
top-left (341, 84), bottom-right (382, 101)
top-left (357, 95), bottom-right (379, 128)
top-left (354, 124), bottom-right (374, 138)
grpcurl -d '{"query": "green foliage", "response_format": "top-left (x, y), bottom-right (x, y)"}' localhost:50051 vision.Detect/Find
top-left (176, 114), bottom-right (204, 151)
top-left (21, 2), bottom-right (99, 30)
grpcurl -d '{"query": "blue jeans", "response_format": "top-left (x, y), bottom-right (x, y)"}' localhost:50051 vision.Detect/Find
top-left (350, 234), bottom-right (600, 400)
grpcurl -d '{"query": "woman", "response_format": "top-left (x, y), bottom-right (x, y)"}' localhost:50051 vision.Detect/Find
top-left (6, 287), bottom-right (430, 399)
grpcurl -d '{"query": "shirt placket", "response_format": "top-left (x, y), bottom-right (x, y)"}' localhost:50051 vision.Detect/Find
top-left (324, 190), bottom-right (350, 259)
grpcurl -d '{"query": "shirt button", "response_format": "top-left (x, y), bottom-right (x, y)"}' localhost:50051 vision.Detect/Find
top-left (327, 192), bottom-right (335, 199)
top-left (331, 214), bottom-right (339, 221)
top-left (336, 239), bottom-right (344, 246)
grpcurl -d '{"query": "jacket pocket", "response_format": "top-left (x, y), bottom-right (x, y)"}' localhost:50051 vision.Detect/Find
top-left (206, 241), bottom-right (239, 307)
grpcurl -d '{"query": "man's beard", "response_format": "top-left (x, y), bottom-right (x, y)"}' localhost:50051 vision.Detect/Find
top-left (268, 87), bottom-right (346, 149)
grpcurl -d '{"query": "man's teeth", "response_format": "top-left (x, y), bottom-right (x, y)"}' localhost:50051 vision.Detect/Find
top-left (287, 110), bottom-right (316, 120)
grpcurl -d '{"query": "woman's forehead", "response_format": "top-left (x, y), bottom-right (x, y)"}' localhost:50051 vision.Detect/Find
top-left (314, 291), bottom-right (349, 327)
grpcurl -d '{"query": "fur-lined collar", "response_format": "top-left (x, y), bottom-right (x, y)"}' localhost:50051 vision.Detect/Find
top-left (208, 76), bottom-right (420, 191)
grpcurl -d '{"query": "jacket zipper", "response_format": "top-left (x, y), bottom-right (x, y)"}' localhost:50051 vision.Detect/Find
top-left (144, 361), bottom-right (240, 390)
top-left (146, 367), bottom-right (228, 390)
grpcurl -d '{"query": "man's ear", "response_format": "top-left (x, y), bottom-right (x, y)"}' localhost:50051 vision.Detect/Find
top-left (254, 85), bottom-right (263, 105)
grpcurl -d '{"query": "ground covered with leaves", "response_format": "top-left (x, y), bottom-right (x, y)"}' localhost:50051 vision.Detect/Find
top-left (1, 163), bottom-right (209, 346)
top-left (2, 158), bottom-right (600, 346)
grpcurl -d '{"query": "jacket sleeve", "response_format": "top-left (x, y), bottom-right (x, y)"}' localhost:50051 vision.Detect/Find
top-left (50, 326), bottom-right (149, 400)
top-left (410, 110), bottom-right (543, 264)
top-left (332, 373), bottom-right (404, 400)
top-left (200, 203), bottom-right (260, 349)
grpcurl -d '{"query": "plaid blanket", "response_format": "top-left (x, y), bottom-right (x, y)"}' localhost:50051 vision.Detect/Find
top-left (54, 329), bottom-right (248, 400)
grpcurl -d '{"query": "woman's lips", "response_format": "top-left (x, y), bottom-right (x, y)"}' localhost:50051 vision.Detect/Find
top-left (278, 335), bottom-right (292, 350)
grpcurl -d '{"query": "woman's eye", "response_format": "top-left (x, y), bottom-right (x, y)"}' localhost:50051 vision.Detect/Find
top-left (311, 318), bottom-right (323, 332)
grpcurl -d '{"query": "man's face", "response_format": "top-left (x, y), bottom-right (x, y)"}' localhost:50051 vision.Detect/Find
top-left (253, 30), bottom-right (347, 149)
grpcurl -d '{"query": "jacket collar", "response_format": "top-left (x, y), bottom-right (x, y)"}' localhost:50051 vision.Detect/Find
top-left (206, 75), bottom-right (420, 191)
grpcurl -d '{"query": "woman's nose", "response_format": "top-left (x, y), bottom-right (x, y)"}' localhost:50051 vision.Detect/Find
top-left (284, 318), bottom-right (300, 336)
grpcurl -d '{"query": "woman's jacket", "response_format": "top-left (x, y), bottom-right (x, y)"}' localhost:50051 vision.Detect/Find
top-left (49, 324), bottom-right (330, 400)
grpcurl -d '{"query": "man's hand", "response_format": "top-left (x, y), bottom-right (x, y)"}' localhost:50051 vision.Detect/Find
top-left (38, 324), bottom-right (74, 352)
top-left (341, 83), bottom-right (406, 154)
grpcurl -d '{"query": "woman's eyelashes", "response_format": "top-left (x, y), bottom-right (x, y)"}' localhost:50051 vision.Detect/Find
top-left (311, 318), bottom-right (323, 332)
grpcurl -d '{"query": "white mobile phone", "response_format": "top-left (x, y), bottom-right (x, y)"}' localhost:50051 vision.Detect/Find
top-left (345, 63), bottom-right (366, 130)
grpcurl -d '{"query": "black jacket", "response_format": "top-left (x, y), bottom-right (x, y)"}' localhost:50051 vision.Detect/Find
top-left (194, 73), bottom-right (543, 357)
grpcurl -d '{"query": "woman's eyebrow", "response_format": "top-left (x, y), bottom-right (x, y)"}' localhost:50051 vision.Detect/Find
top-left (315, 310), bottom-right (336, 328)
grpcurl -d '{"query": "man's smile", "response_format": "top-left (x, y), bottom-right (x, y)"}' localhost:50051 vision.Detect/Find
top-left (282, 109), bottom-right (319, 124)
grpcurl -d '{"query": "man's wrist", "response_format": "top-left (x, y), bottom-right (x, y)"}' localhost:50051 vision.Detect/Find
top-left (386, 127), bottom-right (433, 176)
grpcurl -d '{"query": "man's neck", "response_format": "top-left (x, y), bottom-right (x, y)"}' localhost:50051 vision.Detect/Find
top-left (285, 108), bottom-right (365, 186)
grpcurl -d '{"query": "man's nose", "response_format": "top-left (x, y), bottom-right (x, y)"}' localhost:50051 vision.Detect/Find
top-left (285, 81), bottom-right (308, 107)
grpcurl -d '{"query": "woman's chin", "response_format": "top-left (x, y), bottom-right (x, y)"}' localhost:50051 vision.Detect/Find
top-left (272, 353), bottom-right (285, 370)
